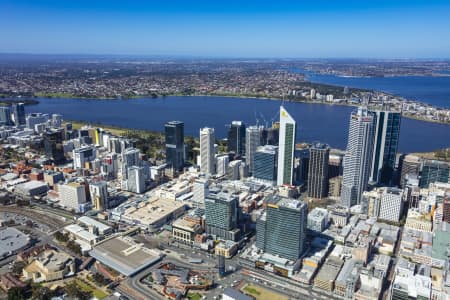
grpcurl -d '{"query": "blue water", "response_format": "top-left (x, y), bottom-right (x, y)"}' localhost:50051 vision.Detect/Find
top-left (27, 96), bottom-right (450, 153)
top-left (295, 69), bottom-right (450, 108)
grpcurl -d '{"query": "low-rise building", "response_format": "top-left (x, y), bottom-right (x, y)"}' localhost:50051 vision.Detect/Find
top-left (172, 218), bottom-right (202, 245)
top-left (307, 207), bottom-right (329, 233)
top-left (313, 257), bottom-right (344, 292)
top-left (22, 249), bottom-right (75, 282)
top-left (14, 181), bottom-right (49, 197)
top-left (215, 240), bottom-right (238, 258)
top-left (0, 227), bottom-right (31, 258)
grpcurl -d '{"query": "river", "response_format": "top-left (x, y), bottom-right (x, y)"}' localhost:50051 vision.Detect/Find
top-left (296, 69), bottom-right (450, 108)
top-left (27, 96), bottom-right (450, 153)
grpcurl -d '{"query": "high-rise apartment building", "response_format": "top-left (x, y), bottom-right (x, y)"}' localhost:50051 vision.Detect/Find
top-left (26, 113), bottom-right (49, 131)
top-left (227, 121), bottom-right (246, 157)
top-left (120, 148), bottom-right (140, 180)
top-left (200, 127), bottom-right (215, 175)
top-left (341, 107), bottom-right (375, 207)
top-left (73, 145), bottom-right (96, 169)
top-left (89, 181), bottom-right (108, 210)
top-left (369, 110), bottom-right (401, 185)
top-left (127, 166), bottom-right (146, 194)
top-left (277, 106), bottom-right (296, 186)
top-left (307, 143), bottom-right (330, 199)
top-left (216, 154), bottom-right (229, 177)
top-left (165, 121), bottom-right (185, 171)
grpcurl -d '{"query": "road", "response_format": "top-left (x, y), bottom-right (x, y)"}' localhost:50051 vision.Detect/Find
top-left (382, 226), bottom-right (403, 300)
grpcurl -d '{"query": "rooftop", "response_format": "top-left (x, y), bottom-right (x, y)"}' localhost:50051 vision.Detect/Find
top-left (77, 216), bottom-right (111, 233)
top-left (0, 227), bottom-right (30, 257)
top-left (89, 235), bottom-right (162, 276)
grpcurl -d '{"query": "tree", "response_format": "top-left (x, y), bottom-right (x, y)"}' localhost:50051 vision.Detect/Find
top-left (53, 231), bottom-right (69, 243)
top-left (31, 285), bottom-right (54, 300)
top-left (92, 272), bottom-right (109, 286)
top-left (64, 282), bottom-right (92, 300)
top-left (66, 240), bottom-right (82, 256)
top-left (7, 287), bottom-right (25, 300)
top-left (11, 261), bottom-right (26, 275)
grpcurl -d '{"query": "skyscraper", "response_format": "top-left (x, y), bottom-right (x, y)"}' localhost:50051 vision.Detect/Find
top-left (127, 166), bottom-right (146, 194)
top-left (419, 160), bottom-right (450, 188)
top-left (369, 110), bottom-right (401, 185)
top-left (257, 195), bottom-right (307, 260)
top-left (307, 143), bottom-right (330, 199)
top-left (89, 181), bottom-right (108, 210)
top-left (200, 127), bottom-right (215, 175)
top-left (0, 106), bottom-right (12, 126)
top-left (378, 187), bottom-right (404, 222)
top-left (44, 128), bottom-right (66, 163)
top-left (253, 145), bottom-right (278, 185)
top-left (341, 107), bottom-right (375, 207)
top-left (328, 153), bottom-right (344, 179)
top-left (227, 121), bottom-right (246, 157)
top-left (205, 190), bottom-right (240, 241)
top-left (120, 148), bottom-right (140, 180)
top-left (261, 126), bottom-right (279, 146)
top-left (11, 103), bottom-right (25, 125)
top-left (245, 125), bottom-right (263, 173)
top-left (216, 154), bottom-right (229, 177)
top-left (399, 154), bottom-right (422, 187)
top-left (165, 121), bottom-right (185, 171)
top-left (277, 106), bottom-right (296, 186)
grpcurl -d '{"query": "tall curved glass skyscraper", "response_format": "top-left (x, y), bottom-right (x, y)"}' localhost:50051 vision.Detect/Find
top-left (341, 107), bottom-right (375, 207)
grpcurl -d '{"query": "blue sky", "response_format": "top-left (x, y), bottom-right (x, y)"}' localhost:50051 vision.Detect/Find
top-left (1, 0), bottom-right (450, 58)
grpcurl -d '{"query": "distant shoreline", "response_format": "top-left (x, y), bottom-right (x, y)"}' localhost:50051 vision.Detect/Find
top-left (32, 93), bottom-right (450, 126)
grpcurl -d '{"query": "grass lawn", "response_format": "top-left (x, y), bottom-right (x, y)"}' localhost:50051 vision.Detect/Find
top-left (74, 279), bottom-right (109, 300)
top-left (187, 292), bottom-right (202, 300)
top-left (242, 284), bottom-right (289, 300)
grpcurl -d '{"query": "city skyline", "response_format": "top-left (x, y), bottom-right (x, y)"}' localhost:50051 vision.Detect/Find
top-left (1, 1), bottom-right (450, 58)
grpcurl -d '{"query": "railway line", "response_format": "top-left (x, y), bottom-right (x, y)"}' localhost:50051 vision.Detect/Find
top-left (0, 205), bottom-right (69, 230)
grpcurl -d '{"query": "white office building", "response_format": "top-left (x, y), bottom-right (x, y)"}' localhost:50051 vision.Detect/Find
top-left (200, 127), bottom-right (215, 175)
top-left (216, 154), bottom-right (229, 177)
top-left (379, 187), bottom-right (404, 222)
top-left (120, 148), bottom-right (140, 179)
top-left (73, 145), bottom-right (96, 169)
top-left (59, 182), bottom-right (87, 212)
top-left (245, 125), bottom-right (263, 173)
top-left (341, 107), bottom-right (375, 207)
top-left (89, 181), bottom-right (108, 211)
top-left (192, 178), bottom-right (208, 208)
top-left (277, 106), bottom-right (296, 186)
top-left (127, 166), bottom-right (145, 194)
top-left (26, 113), bottom-right (49, 131)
